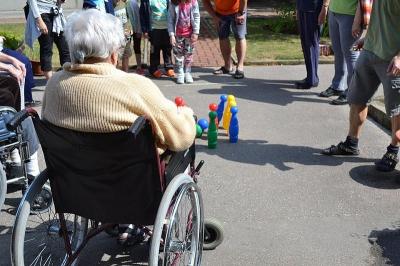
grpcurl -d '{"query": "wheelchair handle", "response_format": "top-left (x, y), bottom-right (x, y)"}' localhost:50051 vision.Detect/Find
top-left (6, 108), bottom-right (38, 131)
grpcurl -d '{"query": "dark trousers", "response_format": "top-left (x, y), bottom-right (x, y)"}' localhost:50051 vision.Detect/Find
top-left (149, 29), bottom-right (173, 74)
top-left (38, 13), bottom-right (70, 72)
top-left (298, 10), bottom-right (320, 86)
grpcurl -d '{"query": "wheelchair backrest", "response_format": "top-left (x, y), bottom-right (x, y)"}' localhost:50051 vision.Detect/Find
top-left (32, 116), bottom-right (163, 225)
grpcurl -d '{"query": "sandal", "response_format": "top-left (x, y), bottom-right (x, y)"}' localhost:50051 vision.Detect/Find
top-left (233, 69), bottom-right (245, 79)
top-left (321, 142), bottom-right (359, 156)
top-left (375, 152), bottom-right (399, 172)
top-left (213, 66), bottom-right (233, 75)
top-left (117, 225), bottom-right (146, 246)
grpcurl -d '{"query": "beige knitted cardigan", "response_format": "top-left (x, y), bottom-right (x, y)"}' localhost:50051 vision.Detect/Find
top-left (42, 62), bottom-right (196, 152)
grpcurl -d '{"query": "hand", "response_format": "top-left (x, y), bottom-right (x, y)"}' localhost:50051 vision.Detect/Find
top-left (353, 38), bottom-right (365, 51)
top-left (318, 6), bottom-right (328, 25)
top-left (36, 17), bottom-right (48, 35)
top-left (235, 14), bottom-right (245, 25)
top-left (143, 32), bottom-right (149, 39)
top-left (191, 34), bottom-right (198, 44)
top-left (10, 57), bottom-right (26, 78)
top-left (170, 36), bottom-right (176, 46)
top-left (387, 56), bottom-right (400, 76)
top-left (7, 65), bottom-right (25, 85)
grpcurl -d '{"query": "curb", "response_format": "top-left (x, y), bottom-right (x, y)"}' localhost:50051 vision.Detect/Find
top-left (368, 98), bottom-right (391, 131)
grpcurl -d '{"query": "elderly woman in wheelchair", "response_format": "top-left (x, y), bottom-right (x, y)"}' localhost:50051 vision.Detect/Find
top-left (0, 53), bottom-right (41, 212)
top-left (10, 9), bottom-right (222, 266)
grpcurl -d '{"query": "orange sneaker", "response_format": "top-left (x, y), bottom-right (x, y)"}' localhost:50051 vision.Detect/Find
top-left (152, 70), bottom-right (163, 78)
top-left (166, 69), bottom-right (175, 77)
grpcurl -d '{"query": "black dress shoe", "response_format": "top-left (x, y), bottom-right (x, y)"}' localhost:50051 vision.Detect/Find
top-left (25, 100), bottom-right (42, 107)
top-left (295, 81), bottom-right (312, 90)
top-left (330, 90), bottom-right (348, 105)
top-left (319, 87), bottom-right (342, 97)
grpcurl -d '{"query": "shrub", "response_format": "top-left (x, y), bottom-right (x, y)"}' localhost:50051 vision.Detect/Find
top-left (0, 31), bottom-right (24, 50)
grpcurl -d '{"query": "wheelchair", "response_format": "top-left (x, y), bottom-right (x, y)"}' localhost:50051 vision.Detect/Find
top-left (0, 106), bottom-right (49, 213)
top-left (10, 109), bottom-right (223, 266)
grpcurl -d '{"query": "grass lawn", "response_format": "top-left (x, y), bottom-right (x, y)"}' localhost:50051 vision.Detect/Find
top-left (0, 23), bottom-right (61, 67)
top-left (243, 18), bottom-right (332, 63)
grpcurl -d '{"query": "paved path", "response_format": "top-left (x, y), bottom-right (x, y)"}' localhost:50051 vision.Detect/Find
top-left (1, 65), bottom-right (400, 265)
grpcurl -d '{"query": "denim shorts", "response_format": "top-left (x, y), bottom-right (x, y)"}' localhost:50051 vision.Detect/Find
top-left (217, 12), bottom-right (247, 40)
top-left (347, 50), bottom-right (400, 117)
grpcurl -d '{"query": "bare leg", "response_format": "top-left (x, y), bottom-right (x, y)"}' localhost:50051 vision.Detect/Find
top-left (219, 38), bottom-right (232, 70)
top-left (122, 57), bottom-right (129, 72)
top-left (347, 104), bottom-right (368, 139)
top-left (391, 115), bottom-right (400, 146)
top-left (235, 38), bottom-right (247, 71)
top-left (135, 53), bottom-right (142, 70)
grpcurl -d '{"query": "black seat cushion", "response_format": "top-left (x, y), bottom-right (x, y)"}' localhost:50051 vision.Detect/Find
top-left (32, 118), bottom-right (162, 225)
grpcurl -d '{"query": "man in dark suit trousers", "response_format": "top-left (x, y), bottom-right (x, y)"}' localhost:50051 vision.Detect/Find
top-left (295, 0), bottom-right (329, 89)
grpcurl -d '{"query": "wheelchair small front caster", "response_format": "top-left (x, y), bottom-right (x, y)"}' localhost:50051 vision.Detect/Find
top-left (30, 184), bottom-right (52, 214)
top-left (203, 218), bottom-right (224, 250)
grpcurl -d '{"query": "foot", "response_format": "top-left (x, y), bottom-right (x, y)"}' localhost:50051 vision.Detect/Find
top-left (375, 152), bottom-right (398, 172)
top-left (177, 73), bottom-right (185, 84)
top-left (152, 70), bottom-right (163, 78)
top-left (233, 69), bottom-right (244, 79)
top-left (294, 79), bottom-right (318, 90)
top-left (213, 66), bottom-right (234, 75)
top-left (319, 87), bottom-right (342, 98)
top-left (185, 72), bottom-right (193, 83)
top-left (330, 93), bottom-right (348, 105)
top-left (166, 69), bottom-right (175, 78)
top-left (136, 68), bottom-right (145, 75)
top-left (118, 226), bottom-right (146, 247)
top-left (321, 141), bottom-right (359, 156)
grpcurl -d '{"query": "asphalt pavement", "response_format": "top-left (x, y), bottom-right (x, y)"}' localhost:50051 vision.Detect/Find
top-left (1, 65), bottom-right (399, 266)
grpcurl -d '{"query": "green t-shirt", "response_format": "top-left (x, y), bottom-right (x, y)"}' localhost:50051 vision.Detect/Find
top-left (150, 0), bottom-right (168, 30)
top-left (364, 0), bottom-right (400, 61)
top-left (329, 0), bottom-right (358, 16)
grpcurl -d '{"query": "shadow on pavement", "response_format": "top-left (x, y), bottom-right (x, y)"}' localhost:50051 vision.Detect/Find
top-left (368, 226), bottom-right (400, 265)
top-left (197, 72), bottom-right (329, 106)
top-left (197, 139), bottom-right (375, 170)
top-left (349, 165), bottom-right (400, 189)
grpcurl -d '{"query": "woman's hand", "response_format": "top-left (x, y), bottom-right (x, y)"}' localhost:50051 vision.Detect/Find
top-left (36, 17), bottom-right (48, 35)
top-left (318, 6), bottom-right (328, 25)
top-left (170, 36), bottom-right (176, 46)
top-left (387, 55), bottom-right (400, 77)
top-left (191, 34), bottom-right (198, 44)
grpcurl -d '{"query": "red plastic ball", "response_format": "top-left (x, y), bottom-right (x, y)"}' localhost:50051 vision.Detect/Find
top-left (209, 103), bottom-right (218, 111)
top-left (175, 97), bottom-right (184, 106)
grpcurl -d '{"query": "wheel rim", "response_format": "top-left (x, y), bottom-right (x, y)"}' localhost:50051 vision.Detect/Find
top-left (23, 207), bottom-right (86, 266)
top-left (162, 183), bottom-right (203, 266)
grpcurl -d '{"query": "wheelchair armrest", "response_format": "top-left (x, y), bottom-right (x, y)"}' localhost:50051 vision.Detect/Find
top-left (128, 116), bottom-right (147, 138)
top-left (6, 108), bottom-right (38, 131)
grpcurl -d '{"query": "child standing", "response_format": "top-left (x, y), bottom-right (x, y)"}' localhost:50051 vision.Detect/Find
top-left (168, 0), bottom-right (200, 84)
top-left (126, 0), bottom-right (144, 74)
top-left (140, 0), bottom-right (175, 78)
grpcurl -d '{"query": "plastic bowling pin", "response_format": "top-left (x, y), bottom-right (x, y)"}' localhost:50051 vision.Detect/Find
top-left (229, 106), bottom-right (239, 143)
top-left (223, 95), bottom-right (235, 130)
top-left (208, 111), bottom-right (218, 149)
top-left (217, 95), bottom-right (227, 126)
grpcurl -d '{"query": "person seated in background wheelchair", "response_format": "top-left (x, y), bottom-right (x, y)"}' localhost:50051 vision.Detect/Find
top-left (41, 9), bottom-right (196, 245)
top-left (0, 52), bottom-right (40, 183)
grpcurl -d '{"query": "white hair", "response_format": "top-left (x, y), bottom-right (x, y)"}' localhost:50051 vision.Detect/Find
top-left (64, 9), bottom-right (125, 64)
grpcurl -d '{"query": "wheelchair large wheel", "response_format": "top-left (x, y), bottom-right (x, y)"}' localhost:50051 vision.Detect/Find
top-left (0, 162), bottom-right (6, 211)
top-left (149, 173), bottom-right (204, 266)
top-left (11, 170), bottom-right (88, 266)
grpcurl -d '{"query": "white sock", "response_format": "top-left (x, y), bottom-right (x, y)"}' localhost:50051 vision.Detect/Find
top-left (26, 151), bottom-right (40, 177)
top-left (10, 149), bottom-right (21, 165)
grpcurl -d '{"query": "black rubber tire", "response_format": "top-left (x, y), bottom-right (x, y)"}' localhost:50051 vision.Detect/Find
top-left (203, 218), bottom-right (224, 250)
top-left (0, 163), bottom-right (6, 212)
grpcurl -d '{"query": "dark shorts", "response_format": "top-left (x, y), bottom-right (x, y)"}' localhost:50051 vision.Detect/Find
top-left (217, 12), bottom-right (247, 40)
top-left (347, 50), bottom-right (400, 117)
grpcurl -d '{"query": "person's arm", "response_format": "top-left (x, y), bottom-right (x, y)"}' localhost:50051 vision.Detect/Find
top-left (168, 2), bottom-right (176, 37)
top-left (140, 0), bottom-right (150, 34)
top-left (191, 0), bottom-right (200, 43)
top-left (0, 61), bottom-right (24, 85)
top-left (202, 0), bottom-right (217, 18)
top-left (235, 0), bottom-right (247, 25)
top-left (0, 52), bottom-right (26, 79)
top-left (318, 0), bottom-right (330, 25)
top-left (28, 0), bottom-right (48, 34)
top-left (352, 2), bottom-right (363, 38)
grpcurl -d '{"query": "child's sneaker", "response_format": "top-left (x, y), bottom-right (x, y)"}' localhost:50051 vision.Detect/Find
top-left (152, 70), bottom-right (162, 78)
top-left (185, 72), bottom-right (193, 83)
top-left (177, 73), bottom-right (185, 84)
top-left (166, 69), bottom-right (175, 78)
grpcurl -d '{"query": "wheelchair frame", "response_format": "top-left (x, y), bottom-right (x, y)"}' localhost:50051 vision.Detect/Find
top-left (10, 109), bottom-right (208, 266)
top-left (0, 106), bottom-right (31, 211)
